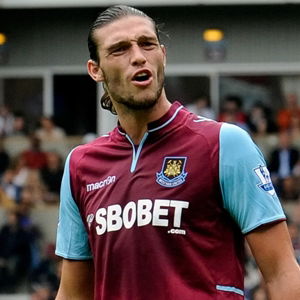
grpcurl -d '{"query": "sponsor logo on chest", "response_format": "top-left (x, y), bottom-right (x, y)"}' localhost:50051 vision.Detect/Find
top-left (87, 199), bottom-right (189, 236)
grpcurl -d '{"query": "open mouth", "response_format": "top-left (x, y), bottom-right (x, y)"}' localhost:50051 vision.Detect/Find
top-left (134, 72), bottom-right (150, 82)
top-left (132, 70), bottom-right (152, 83)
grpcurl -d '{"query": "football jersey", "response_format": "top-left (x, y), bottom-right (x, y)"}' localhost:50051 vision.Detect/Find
top-left (56, 101), bottom-right (285, 300)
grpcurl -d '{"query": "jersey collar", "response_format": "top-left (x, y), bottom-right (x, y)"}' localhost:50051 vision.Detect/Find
top-left (114, 101), bottom-right (187, 144)
top-left (117, 101), bottom-right (185, 133)
top-left (147, 101), bottom-right (185, 132)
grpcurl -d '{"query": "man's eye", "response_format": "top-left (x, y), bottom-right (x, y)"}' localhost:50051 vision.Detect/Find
top-left (141, 42), bottom-right (156, 49)
top-left (112, 46), bottom-right (127, 55)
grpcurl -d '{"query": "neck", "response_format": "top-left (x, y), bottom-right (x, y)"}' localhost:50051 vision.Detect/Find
top-left (116, 90), bottom-right (171, 144)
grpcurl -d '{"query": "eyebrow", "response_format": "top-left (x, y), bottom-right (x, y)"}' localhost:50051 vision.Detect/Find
top-left (138, 35), bottom-right (159, 43)
top-left (106, 34), bottom-right (159, 53)
top-left (106, 41), bottom-right (129, 54)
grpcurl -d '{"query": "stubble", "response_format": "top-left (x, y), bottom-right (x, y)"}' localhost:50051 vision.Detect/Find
top-left (103, 68), bottom-right (165, 112)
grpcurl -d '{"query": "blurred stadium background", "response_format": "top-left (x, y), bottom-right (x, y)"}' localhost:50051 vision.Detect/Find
top-left (1, 0), bottom-right (300, 299)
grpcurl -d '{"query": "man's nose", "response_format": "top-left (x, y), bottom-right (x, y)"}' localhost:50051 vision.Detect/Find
top-left (130, 45), bottom-right (146, 66)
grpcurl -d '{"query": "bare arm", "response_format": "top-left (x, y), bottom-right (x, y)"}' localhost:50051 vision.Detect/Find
top-left (246, 221), bottom-right (300, 299)
top-left (55, 259), bottom-right (94, 300)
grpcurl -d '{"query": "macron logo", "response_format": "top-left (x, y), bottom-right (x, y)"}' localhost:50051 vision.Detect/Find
top-left (86, 175), bottom-right (116, 192)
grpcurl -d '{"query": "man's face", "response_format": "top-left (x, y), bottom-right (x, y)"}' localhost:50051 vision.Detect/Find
top-left (93, 16), bottom-right (166, 111)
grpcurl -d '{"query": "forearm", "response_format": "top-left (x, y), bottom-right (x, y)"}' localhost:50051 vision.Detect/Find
top-left (265, 266), bottom-right (300, 300)
top-left (55, 288), bottom-right (68, 300)
top-left (55, 287), bottom-right (94, 300)
top-left (246, 222), bottom-right (300, 300)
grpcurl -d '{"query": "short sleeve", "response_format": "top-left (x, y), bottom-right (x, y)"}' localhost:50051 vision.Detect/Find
top-left (219, 123), bottom-right (286, 234)
top-left (55, 151), bottom-right (92, 260)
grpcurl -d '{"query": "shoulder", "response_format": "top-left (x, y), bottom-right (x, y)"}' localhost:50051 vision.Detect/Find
top-left (220, 122), bottom-right (252, 144)
top-left (220, 123), bottom-right (264, 165)
top-left (66, 134), bottom-right (113, 177)
top-left (70, 134), bottom-right (112, 161)
top-left (183, 108), bottom-right (222, 138)
top-left (178, 112), bottom-right (224, 156)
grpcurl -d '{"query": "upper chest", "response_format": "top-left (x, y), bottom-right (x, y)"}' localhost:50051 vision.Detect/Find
top-left (73, 129), bottom-right (220, 212)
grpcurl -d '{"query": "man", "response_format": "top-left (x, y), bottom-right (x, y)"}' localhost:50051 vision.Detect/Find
top-left (55, 5), bottom-right (300, 300)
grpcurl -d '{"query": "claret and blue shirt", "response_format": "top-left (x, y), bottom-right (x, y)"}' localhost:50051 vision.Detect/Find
top-left (56, 101), bottom-right (285, 300)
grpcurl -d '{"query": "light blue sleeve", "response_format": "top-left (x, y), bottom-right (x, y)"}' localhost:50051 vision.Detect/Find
top-left (220, 123), bottom-right (286, 234)
top-left (55, 151), bottom-right (92, 260)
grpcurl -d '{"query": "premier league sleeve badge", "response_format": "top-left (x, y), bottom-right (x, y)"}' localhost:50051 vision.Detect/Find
top-left (254, 165), bottom-right (275, 196)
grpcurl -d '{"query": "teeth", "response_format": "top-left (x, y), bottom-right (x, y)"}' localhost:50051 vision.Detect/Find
top-left (136, 72), bottom-right (148, 77)
top-left (134, 72), bottom-right (150, 82)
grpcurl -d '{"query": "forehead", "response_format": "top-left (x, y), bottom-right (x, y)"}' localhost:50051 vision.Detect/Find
top-left (94, 16), bottom-right (157, 49)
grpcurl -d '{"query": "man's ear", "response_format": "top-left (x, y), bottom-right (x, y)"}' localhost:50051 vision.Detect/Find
top-left (87, 59), bottom-right (104, 82)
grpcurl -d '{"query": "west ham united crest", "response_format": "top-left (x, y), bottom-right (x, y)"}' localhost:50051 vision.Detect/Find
top-left (156, 157), bottom-right (188, 187)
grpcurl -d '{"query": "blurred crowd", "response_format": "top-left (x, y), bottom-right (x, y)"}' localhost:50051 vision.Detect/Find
top-left (1, 92), bottom-right (300, 299)
top-left (0, 111), bottom-right (70, 299)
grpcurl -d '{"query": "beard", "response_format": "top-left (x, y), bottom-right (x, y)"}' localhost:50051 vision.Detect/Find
top-left (103, 69), bottom-right (165, 112)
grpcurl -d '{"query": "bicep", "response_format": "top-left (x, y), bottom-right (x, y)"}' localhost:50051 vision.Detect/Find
top-left (56, 259), bottom-right (94, 300)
